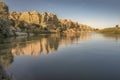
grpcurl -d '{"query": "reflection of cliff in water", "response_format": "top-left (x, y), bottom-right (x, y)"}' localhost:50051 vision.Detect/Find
top-left (12, 35), bottom-right (59, 56)
top-left (0, 33), bottom-right (92, 79)
top-left (0, 33), bottom-right (92, 57)
top-left (60, 33), bottom-right (92, 46)
top-left (11, 33), bottom-right (92, 56)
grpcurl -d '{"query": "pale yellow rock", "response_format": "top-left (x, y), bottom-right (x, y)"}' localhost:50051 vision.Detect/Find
top-left (9, 11), bottom-right (93, 32)
top-left (9, 12), bottom-right (21, 20)
top-left (19, 11), bottom-right (41, 25)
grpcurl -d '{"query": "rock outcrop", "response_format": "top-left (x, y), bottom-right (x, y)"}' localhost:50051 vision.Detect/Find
top-left (9, 11), bottom-right (60, 29)
top-left (0, 1), bottom-right (93, 37)
top-left (41, 12), bottom-right (59, 28)
top-left (59, 19), bottom-right (93, 33)
top-left (9, 12), bottom-right (21, 20)
top-left (9, 11), bottom-right (93, 33)
top-left (19, 11), bottom-right (41, 25)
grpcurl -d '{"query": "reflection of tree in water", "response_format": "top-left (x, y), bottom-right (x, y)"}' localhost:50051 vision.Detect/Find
top-left (0, 49), bottom-right (13, 67)
top-left (0, 48), bottom-right (14, 80)
top-left (102, 34), bottom-right (120, 41)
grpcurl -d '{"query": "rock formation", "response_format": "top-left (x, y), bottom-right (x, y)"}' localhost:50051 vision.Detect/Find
top-left (41, 12), bottom-right (59, 29)
top-left (59, 19), bottom-right (93, 33)
top-left (9, 11), bottom-right (60, 29)
top-left (9, 12), bottom-right (21, 20)
top-left (0, 1), bottom-right (93, 37)
top-left (19, 11), bottom-right (41, 25)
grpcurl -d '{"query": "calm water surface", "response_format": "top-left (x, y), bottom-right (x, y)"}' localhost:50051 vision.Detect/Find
top-left (0, 33), bottom-right (120, 80)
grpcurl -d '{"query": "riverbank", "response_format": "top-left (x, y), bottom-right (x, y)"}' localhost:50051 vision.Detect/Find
top-left (97, 27), bottom-right (120, 34)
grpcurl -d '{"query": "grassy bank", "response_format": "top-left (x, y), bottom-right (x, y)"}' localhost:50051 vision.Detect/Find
top-left (98, 27), bottom-right (120, 34)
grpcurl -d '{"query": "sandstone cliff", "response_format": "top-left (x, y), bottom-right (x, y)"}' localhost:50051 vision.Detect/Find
top-left (0, 2), bottom-right (93, 37)
top-left (59, 19), bottom-right (93, 33)
top-left (9, 11), bottom-right (93, 33)
top-left (9, 11), bottom-right (60, 30)
top-left (41, 12), bottom-right (60, 30)
top-left (19, 11), bottom-right (41, 25)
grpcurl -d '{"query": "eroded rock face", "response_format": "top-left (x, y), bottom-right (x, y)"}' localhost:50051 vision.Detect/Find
top-left (9, 12), bottom-right (21, 20)
top-left (9, 11), bottom-right (41, 25)
top-left (41, 12), bottom-right (59, 28)
top-left (19, 11), bottom-right (41, 25)
top-left (9, 11), bottom-right (60, 29)
top-left (59, 19), bottom-right (93, 32)
top-left (9, 10), bottom-right (93, 34)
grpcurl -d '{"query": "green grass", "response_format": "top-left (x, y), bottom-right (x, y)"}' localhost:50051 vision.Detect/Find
top-left (98, 27), bottom-right (120, 34)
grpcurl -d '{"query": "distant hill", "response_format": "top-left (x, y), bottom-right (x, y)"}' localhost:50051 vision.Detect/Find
top-left (98, 25), bottom-right (120, 34)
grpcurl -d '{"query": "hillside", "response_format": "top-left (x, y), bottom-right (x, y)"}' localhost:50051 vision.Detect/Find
top-left (98, 26), bottom-right (120, 34)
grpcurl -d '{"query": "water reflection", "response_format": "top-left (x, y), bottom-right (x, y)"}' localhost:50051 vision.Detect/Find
top-left (0, 33), bottom-right (92, 61)
top-left (0, 48), bottom-right (13, 80)
top-left (1, 33), bottom-right (120, 80)
top-left (0, 33), bottom-right (92, 80)
top-left (11, 33), bottom-right (92, 56)
top-left (11, 35), bottom-right (59, 56)
top-left (102, 34), bottom-right (120, 41)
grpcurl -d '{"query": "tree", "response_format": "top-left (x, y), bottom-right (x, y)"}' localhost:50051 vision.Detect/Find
top-left (115, 25), bottom-right (119, 28)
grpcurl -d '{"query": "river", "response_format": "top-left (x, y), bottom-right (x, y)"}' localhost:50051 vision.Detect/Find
top-left (0, 33), bottom-right (120, 80)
